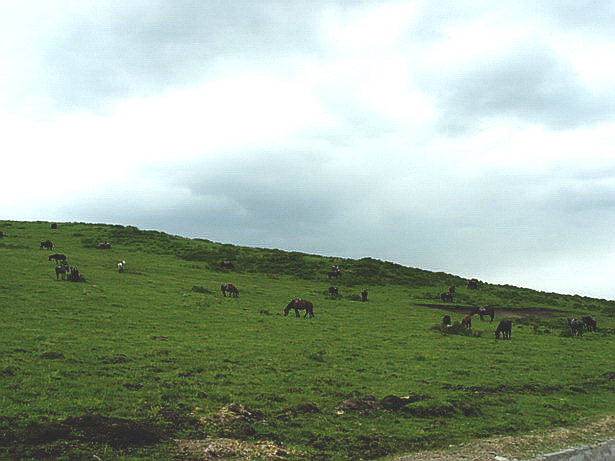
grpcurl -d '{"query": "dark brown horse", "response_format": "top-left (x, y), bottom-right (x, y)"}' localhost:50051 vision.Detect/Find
top-left (328, 286), bottom-right (339, 296)
top-left (581, 316), bottom-right (597, 332)
top-left (221, 283), bottom-right (239, 297)
top-left (471, 306), bottom-right (495, 321)
top-left (55, 264), bottom-right (69, 280)
top-left (440, 292), bottom-right (453, 302)
top-left (495, 320), bottom-right (512, 339)
top-left (48, 253), bottom-right (67, 263)
top-left (40, 240), bottom-right (53, 250)
top-left (467, 278), bottom-right (479, 289)
top-left (284, 299), bottom-right (314, 318)
top-left (568, 318), bottom-right (584, 336)
top-left (327, 270), bottom-right (341, 279)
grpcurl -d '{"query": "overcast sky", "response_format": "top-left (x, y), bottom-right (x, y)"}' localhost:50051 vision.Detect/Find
top-left (2, 1), bottom-right (615, 299)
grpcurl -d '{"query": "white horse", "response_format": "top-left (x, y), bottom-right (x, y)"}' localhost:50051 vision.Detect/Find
top-left (117, 260), bottom-right (126, 272)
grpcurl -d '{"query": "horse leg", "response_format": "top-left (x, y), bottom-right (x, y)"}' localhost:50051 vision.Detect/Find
top-left (295, 309), bottom-right (300, 318)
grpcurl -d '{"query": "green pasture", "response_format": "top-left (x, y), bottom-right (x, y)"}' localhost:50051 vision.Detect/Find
top-left (0, 220), bottom-right (614, 460)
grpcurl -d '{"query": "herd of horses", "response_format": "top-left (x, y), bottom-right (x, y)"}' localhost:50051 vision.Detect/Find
top-left (27, 225), bottom-right (601, 333)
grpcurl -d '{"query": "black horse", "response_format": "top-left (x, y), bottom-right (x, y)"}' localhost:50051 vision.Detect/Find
top-left (471, 306), bottom-right (495, 321)
top-left (40, 240), bottom-right (53, 250)
top-left (440, 292), bottom-right (453, 302)
top-left (328, 286), bottom-right (339, 296)
top-left (284, 299), bottom-right (314, 318)
top-left (581, 316), bottom-right (597, 332)
top-left (361, 290), bottom-right (368, 302)
top-left (55, 264), bottom-right (69, 280)
top-left (327, 270), bottom-right (341, 279)
top-left (48, 253), bottom-right (67, 263)
top-left (68, 267), bottom-right (82, 282)
top-left (442, 315), bottom-right (452, 326)
top-left (221, 283), bottom-right (239, 297)
top-left (96, 242), bottom-right (112, 249)
top-left (495, 320), bottom-right (512, 339)
top-left (50, 223), bottom-right (57, 229)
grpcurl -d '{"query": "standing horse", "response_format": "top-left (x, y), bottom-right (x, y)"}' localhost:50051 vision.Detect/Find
top-left (219, 261), bottom-right (235, 270)
top-left (40, 240), bottom-right (53, 250)
top-left (48, 253), bottom-right (67, 263)
top-left (442, 315), bottom-right (452, 326)
top-left (472, 306), bottom-right (495, 321)
top-left (581, 316), bottom-right (597, 332)
top-left (117, 260), bottom-right (126, 272)
top-left (440, 292), bottom-right (453, 302)
top-left (495, 320), bottom-right (512, 339)
top-left (284, 299), bottom-right (314, 318)
top-left (327, 270), bottom-right (341, 279)
top-left (328, 286), bottom-right (339, 296)
top-left (221, 283), bottom-right (239, 297)
top-left (462, 314), bottom-right (473, 328)
top-left (55, 264), bottom-right (69, 280)
top-left (467, 278), bottom-right (479, 289)
top-left (568, 318), bottom-right (584, 336)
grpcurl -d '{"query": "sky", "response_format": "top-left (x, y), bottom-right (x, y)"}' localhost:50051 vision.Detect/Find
top-left (2, 1), bottom-right (615, 299)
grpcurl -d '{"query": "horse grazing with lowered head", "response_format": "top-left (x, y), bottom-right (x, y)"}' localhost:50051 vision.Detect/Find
top-left (284, 299), bottom-right (314, 318)
top-left (440, 292), bottom-right (453, 302)
top-left (219, 261), bottom-right (235, 270)
top-left (48, 253), bottom-right (67, 263)
top-left (221, 283), bottom-right (239, 297)
top-left (495, 320), bottom-right (512, 339)
top-left (471, 306), bottom-right (495, 321)
top-left (40, 240), bottom-right (53, 250)
top-left (328, 286), bottom-right (339, 296)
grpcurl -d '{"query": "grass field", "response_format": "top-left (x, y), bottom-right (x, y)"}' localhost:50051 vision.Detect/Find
top-left (1, 220), bottom-right (614, 460)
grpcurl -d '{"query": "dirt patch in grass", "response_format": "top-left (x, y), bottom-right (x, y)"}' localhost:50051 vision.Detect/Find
top-left (417, 304), bottom-right (564, 318)
top-left (391, 415), bottom-right (615, 461)
top-left (176, 437), bottom-right (299, 460)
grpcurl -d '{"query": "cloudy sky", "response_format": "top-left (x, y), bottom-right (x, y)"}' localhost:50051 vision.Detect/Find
top-left (2, 1), bottom-right (615, 299)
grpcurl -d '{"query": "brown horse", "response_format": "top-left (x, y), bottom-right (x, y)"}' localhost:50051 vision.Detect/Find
top-left (440, 292), bottom-right (453, 302)
top-left (461, 314), bottom-right (473, 328)
top-left (221, 283), bottom-right (239, 297)
top-left (284, 299), bottom-right (314, 318)
top-left (471, 306), bottom-right (495, 321)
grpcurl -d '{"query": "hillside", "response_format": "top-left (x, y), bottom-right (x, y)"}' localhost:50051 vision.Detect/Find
top-left (1, 220), bottom-right (614, 460)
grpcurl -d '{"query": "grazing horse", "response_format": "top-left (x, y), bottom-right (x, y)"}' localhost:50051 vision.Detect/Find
top-left (327, 270), bottom-right (341, 279)
top-left (442, 315), bottom-right (452, 326)
top-left (96, 242), bottom-right (111, 249)
top-left (40, 240), bottom-right (53, 250)
top-left (221, 283), bottom-right (239, 297)
top-left (48, 253), bottom-right (67, 263)
top-left (328, 286), bottom-right (339, 296)
top-left (55, 264), bottom-right (69, 280)
top-left (117, 260), bottom-right (126, 272)
top-left (472, 306), bottom-right (495, 321)
top-left (284, 299), bottom-right (314, 318)
top-left (440, 292), bottom-right (453, 302)
top-left (467, 278), bottom-right (479, 289)
top-left (568, 318), bottom-right (584, 336)
top-left (495, 320), bottom-right (512, 339)
top-left (461, 314), bottom-right (473, 328)
top-left (361, 290), bottom-right (368, 302)
top-left (581, 316), bottom-right (597, 332)
top-left (219, 260), bottom-right (235, 270)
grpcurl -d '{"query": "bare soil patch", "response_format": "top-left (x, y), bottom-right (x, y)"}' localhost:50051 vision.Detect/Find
top-left (416, 304), bottom-right (564, 319)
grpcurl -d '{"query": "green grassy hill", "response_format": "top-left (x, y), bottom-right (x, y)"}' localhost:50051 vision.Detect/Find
top-left (1, 220), bottom-right (614, 460)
